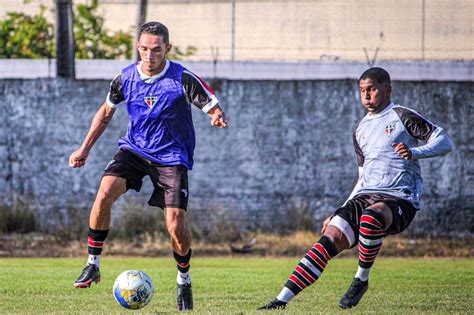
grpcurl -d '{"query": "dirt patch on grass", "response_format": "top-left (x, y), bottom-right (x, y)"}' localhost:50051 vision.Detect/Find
top-left (0, 231), bottom-right (472, 258)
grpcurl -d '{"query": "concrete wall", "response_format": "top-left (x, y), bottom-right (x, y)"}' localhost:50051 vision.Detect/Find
top-left (0, 78), bottom-right (472, 237)
top-left (1, 59), bottom-right (473, 81)
top-left (1, 0), bottom-right (472, 61)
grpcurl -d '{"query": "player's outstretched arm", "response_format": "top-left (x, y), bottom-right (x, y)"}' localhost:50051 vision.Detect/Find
top-left (207, 105), bottom-right (228, 128)
top-left (392, 128), bottom-right (453, 160)
top-left (69, 102), bottom-right (116, 168)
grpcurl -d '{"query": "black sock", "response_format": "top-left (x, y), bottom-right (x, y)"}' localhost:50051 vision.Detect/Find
top-left (87, 227), bottom-right (109, 256)
top-left (174, 248), bottom-right (192, 273)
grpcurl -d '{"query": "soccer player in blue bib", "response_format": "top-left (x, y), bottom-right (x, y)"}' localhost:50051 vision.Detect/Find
top-left (258, 67), bottom-right (453, 310)
top-left (69, 21), bottom-right (227, 311)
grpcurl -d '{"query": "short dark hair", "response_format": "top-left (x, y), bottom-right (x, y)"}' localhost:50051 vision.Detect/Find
top-left (138, 21), bottom-right (169, 44)
top-left (359, 67), bottom-right (391, 85)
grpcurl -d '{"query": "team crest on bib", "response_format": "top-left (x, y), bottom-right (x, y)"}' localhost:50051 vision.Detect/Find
top-left (144, 96), bottom-right (158, 109)
top-left (384, 123), bottom-right (396, 137)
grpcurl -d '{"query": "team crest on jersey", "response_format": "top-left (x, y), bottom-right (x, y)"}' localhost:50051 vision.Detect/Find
top-left (384, 123), bottom-right (396, 137)
top-left (144, 96), bottom-right (158, 108)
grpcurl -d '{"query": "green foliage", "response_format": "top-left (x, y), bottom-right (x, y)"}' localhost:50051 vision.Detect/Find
top-left (168, 45), bottom-right (197, 60)
top-left (0, 1), bottom-right (197, 60)
top-left (0, 5), bottom-right (54, 58)
top-left (73, 0), bottom-right (132, 59)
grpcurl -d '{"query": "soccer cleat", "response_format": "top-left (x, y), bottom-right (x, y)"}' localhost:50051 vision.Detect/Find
top-left (176, 282), bottom-right (193, 310)
top-left (74, 264), bottom-right (100, 288)
top-left (339, 278), bottom-right (368, 309)
top-left (257, 299), bottom-right (287, 310)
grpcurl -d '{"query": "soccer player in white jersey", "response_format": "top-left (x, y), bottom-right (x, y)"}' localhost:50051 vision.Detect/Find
top-left (69, 21), bottom-right (227, 311)
top-left (258, 67), bottom-right (453, 310)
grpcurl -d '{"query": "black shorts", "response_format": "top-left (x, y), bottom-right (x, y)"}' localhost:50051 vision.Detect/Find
top-left (103, 149), bottom-right (189, 210)
top-left (333, 193), bottom-right (417, 247)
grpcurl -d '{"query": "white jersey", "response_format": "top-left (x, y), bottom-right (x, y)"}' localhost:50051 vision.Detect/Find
top-left (351, 103), bottom-right (453, 209)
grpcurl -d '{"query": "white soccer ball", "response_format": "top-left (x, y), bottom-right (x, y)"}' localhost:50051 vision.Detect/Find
top-left (113, 270), bottom-right (154, 310)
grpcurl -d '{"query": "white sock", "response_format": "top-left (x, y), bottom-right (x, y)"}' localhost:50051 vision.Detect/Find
top-left (276, 287), bottom-right (295, 303)
top-left (177, 271), bottom-right (191, 285)
top-left (355, 266), bottom-right (370, 281)
top-left (87, 255), bottom-right (100, 267)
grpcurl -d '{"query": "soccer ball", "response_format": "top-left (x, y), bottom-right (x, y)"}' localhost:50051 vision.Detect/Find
top-left (113, 270), bottom-right (154, 310)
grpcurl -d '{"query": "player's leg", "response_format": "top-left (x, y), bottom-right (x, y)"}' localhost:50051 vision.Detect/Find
top-left (356, 203), bottom-right (392, 279)
top-left (339, 201), bottom-right (394, 309)
top-left (340, 198), bottom-right (416, 308)
top-left (165, 207), bottom-right (193, 310)
top-left (88, 175), bottom-right (127, 261)
top-left (258, 197), bottom-right (363, 310)
top-left (149, 165), bottom-right (192, 310)
top-left (74, 149), bottom-right (146, 288)
top-left (165, 207), bottom-right (192, 280)
top-left (74, 175), bottom-right (126, 288)
top-left (258, 218), bottom-right (354, 310)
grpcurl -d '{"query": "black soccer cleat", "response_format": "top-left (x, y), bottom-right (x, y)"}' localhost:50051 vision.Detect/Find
top-left (176, 282), bottom-right (193, 310)
top-left (339, 278), bottom-right (368, 309)
top-left (74, 264), bottom-right (100, 288)
top-left (257, 298), bottom-right (287, 311)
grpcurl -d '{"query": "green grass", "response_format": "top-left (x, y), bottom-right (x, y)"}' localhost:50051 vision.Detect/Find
top-left (0, 257), bottom-right (472, 314)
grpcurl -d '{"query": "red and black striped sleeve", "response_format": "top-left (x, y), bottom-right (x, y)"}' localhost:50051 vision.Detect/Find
top-left (182, 70), bottom-right (219, 112)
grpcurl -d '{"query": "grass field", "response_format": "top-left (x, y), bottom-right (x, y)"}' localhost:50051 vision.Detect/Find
top-left (0, 257), bottom-right (472, 314)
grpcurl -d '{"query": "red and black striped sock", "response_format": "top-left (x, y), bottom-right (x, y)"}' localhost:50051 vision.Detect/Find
top-left (284, 236), bottom-right (339, 295)
top-left (358, 208), bottom-right (386, 269)
top-left (174, 249), bottom-right (192, 273)
top-left (87, 227), bottom-right (109, 256)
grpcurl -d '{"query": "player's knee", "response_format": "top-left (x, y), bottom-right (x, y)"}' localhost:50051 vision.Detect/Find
top-left (326, 216), bottom-right (354, 250)
top-left (166, 209), bottom-right (186, 231)
top-left (325, 232), bottom-right (347, 252)
top-left (96, 188), bottom-right (119, 207)
top-left (360, 208), bottom-right (386, 231)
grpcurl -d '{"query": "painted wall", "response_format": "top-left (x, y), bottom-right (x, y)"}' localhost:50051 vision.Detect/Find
top-left (0, 77), bottom-right (471, 237)
top-left (1, 0), bottom-right (472, 61)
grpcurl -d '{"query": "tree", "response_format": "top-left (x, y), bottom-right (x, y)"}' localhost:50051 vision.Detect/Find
top-left (0, 1), bottom-right (197, 60)
top-left (0, 5), bottom-right (54, 58)
top-left (169, 46), bottom-right (198, 60)
top-left (73, 0), bottom-right (133, 59)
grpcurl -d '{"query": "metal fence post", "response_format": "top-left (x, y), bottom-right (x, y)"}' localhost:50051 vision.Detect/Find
top-left (55, 0), bottom-right (75, 78)
top-left (133, 0), bottom-right (148, 62)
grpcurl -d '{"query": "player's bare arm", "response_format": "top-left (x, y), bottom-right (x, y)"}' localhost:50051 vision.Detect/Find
top-left (208, 105), bottom-right (228, 128)
top-left (69, 102), bottom-right (116, 168)
top-left (392, 142), bottom-right (412, 160)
